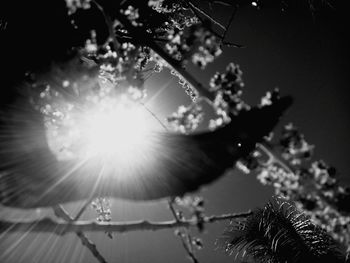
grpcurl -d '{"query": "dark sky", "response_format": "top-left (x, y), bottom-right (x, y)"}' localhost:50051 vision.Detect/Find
top-left (1, 3), bottom-right (349, 263)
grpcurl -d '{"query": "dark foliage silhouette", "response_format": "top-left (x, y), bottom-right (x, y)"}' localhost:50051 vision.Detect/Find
top-left (217, 199), bottom-right (346, 263)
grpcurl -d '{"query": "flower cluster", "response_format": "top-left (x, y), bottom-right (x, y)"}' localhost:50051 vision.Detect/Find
top-left (191, 27), bottom-right (222, 69)
top-left (165, 25), bottom-right (222, 67)
top-left (279, 123), bottom-right (314, 165)
top-left (92, 43), bottom-right (148, 90)
top-left (91, 197), bottom-right (113, 238)
top-left (165, 27), bottom-right (188, 61)
top-left (91, 197), bottom-right (112, 222)
top-left (148, 0), bottom-right (183, 14)
top-left (65, 0), bottom-right (91, 15)
top-left (170, 69), bottom-right (198, 101)
top-left (259, 88), bottom-right (281, 106)
top-left (209, 63), bottom-right (249, 129)
top-left (148, 0), bottom-right (199, 29)
top-left (257, 163), bottom-right (299, 193)
top-left (123, 5), bottom-right (141, 26)
top-left (175, 196), bottom-right (205, 220)
top-left (174, 195), bottom-right (205, 244)
top-left (166, 103), bottom-right (204, 134)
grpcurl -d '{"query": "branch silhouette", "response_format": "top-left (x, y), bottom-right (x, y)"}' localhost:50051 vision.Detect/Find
top-left (53, 205), bottom-right (108, 263)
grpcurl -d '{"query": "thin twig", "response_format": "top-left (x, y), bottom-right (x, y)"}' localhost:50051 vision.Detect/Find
top-left (140, 102), bottom-right (169, 131)
top-left (53, 205), bottom-right (108, 263)
top-left (73, 196), bottom-right (95, 221)
top-left (168, 200), bottom-right (199, 263)
top-left (221, 4), bottom-right (238, 43)
top-left (188, 1), bottom-right (226, 31)
top-left (168, 199), bottom-right (180, 222)
top-left (0, 211), bottom-right (252, 235)
top-left (186, 1), bottom-right (243, 48)
top-left (256, 143), bottom-right (295, 175)
top-left (92, 0), bottom-right (119, 52)
top-left (201, 0), bottom-right (233, 7)
top-left (178, 233), bottom-right (199, 263)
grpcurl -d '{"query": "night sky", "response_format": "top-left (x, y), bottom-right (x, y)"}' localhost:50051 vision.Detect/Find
top-left (0, 2), bottom-right (349, 263)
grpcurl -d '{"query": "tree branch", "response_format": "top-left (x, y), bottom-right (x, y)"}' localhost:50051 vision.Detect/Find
top-left (178, 234), bottom-right (199, 263)
top-left (112, 9), bottom-right (216, 101)
top-left (53, 205), bottom-right (108, 263)
top-left (168, 199), bottom-right (199, 263)
top-left (0, 211), bottom-right (252, 235)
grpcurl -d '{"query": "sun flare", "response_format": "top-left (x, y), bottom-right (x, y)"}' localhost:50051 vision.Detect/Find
top-left (44, 90), bottom-right (159, 174)
top-left (83, 96), bottom-right (151, 159)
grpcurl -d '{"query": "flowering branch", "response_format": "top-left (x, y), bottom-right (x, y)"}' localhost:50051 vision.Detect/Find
top-left (112, 7), bottom-right (216, 101)
top-left (0, 211), bottom-right (252, 235)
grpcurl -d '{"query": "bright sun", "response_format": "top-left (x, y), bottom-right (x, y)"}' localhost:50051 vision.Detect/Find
top-left (83, 96), bottom-right (151, 159)
top-left (45, 92), bottom-right (158, 170)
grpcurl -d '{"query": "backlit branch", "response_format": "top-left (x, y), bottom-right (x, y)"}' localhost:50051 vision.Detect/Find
top-left (0, 211), bottom-right (252, 235)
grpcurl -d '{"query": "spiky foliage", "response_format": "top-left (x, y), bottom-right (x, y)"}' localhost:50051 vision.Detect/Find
top-left (217, 199), bottom-right (345, 263)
